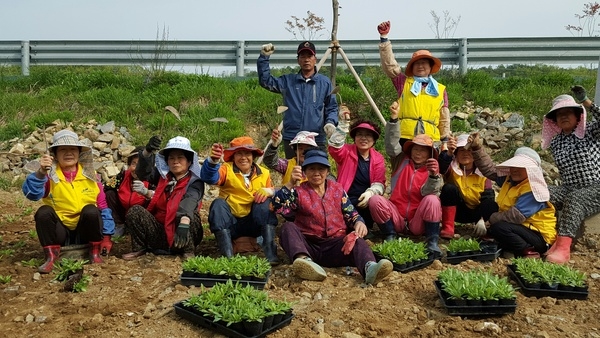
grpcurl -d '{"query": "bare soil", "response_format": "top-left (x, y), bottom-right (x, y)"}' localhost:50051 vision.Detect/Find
top-left (1, 189), bottom-right (599, 338)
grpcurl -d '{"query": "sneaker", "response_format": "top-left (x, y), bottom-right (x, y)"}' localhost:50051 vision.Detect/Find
top-left (365, 259), bottom-right (393, 285)
top-left (292, 257), bottom-right (327, 281)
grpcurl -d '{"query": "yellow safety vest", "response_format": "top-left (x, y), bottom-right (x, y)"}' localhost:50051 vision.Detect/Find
top-left (446, 166), bottom-right (487, 210)
top-left (398, 78), bottom-right (445, 141)
top-left (218, 163), bottom-right (272, 218)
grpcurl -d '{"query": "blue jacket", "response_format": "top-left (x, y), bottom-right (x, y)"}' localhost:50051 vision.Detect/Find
top-left (257, 54), bottom-right (338, 144)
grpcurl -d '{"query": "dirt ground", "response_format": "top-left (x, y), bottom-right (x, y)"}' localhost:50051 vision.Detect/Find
top-left (0, 189), bottom-right (599, 338)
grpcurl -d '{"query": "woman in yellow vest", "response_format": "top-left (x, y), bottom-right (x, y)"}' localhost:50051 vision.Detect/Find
top-left (22, 129), bottom-right (115, 273)
top-left (469, 135), bottom-right (557, 258)
top-left (263, 129), bottom-right (319, 185)
top-left (202, 136), bottom-right (279, 265)
top-left (376, 20), bottom-right (451, 144)
top-left (438, 134), bottom-right (498, 239)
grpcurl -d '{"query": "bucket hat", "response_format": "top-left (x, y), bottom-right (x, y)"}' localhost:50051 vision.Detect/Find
top-left (405, 50), bottom-right (442, 77)
top-left (301, 149), bottom-right (330, 169)
top-left (402, 134), bottom-right (438, 159)
top-left (156, 136), bottom-right (201, 179)
top-left (349, 121), bottom-right (381, 141)
top-left (290, 131), bottom-right (318, 147)
top-left (297, 41), bottom-right (316, 56)
top-left (49, 129), bottom-right (91, 150)
top-left (541, 95), bottom-right (587, 149)
top-left (545, 95), bottom-right (585, 121)
top-left (496, 147), bottom-right (549, 202)
top-left (223, 136), bottom-right (263, 162)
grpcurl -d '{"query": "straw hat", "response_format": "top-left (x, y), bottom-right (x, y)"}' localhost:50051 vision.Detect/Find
top-left (405, 50), bottom-right (442, 77)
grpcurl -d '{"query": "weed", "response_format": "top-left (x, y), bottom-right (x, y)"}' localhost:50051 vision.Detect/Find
top-left (0, 249), bottom-right (15, 259)
top-left (21, 258), bottom-right (43, 268)
top-left (3, 214), bottom-right (17, 223)
top-left (0, 275), bottom-right (12, 284)
top-left (12, 240), bottom-right (26, 249)
top-left (22, 206), bottom-right (34, 217)
top-left (28, 229), bottom-right (37, 240)
top-left (111, 235), bottom-right (125, 244)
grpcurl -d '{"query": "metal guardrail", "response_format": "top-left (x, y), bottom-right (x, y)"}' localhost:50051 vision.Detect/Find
top-left (1, 37), bottom-right (599, 76)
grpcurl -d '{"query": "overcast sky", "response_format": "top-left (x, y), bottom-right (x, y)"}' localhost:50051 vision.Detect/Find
top-left (1, 0), bottom-right (589, 41)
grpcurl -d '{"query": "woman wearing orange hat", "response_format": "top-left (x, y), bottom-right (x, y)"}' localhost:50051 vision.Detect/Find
top-left (202, 136), bottom-right (279, 265)
top-left (376, 21), bottom-right (451, 144)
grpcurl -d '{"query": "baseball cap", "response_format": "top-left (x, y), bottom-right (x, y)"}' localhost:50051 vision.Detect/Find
top-left (297, 41), bottom-right (316, 56)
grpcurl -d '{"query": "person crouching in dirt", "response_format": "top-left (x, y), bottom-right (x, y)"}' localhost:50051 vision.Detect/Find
top-left (103, 146), bottom-right (154, 237)
top-left (376, 20), bottom-right (451, 146)
top-left (542, 87), bottom-right (600, 263)
top-left (22, 129), bottom-right (115, 273)
top-left (201, 136), bottom-right (280, 265)
top-left (272, 149), bottom-right (393, 285)
top-left (468, 134), bottom-right (557, 258)
top-left (367, 102), bottom-right (443, 256)
top-left (263, 130), bottom-right (319, 186)
top-left (437, 134), bottom-right (498, 239)
top-left (328, 119), bottom-right (386, 239)
top-left (122, 136), bottom-right (204, 260)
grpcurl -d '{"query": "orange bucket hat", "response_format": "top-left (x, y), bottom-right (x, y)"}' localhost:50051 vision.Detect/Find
top-left (223, 136), bottom-right (263, 162)
top-left (405, 50), bottom-right (442, 77)
top-left (402, 134), bottom-right (438, 159)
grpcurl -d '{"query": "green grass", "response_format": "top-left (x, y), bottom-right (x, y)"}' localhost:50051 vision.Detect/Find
top-left (0, 64), bottom-right (596, 159)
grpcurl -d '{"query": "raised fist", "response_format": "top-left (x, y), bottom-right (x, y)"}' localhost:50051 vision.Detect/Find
top-left (261, 43), bottom-right (275, 56)
top-left (377, 21), bottom-right (391, 36)
top-left (145, 135), bottom-right (162, 153)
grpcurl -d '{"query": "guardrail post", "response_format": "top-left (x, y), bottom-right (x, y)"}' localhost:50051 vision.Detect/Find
top-left (459, 38), bottom-right (467, 75)
top-left (236, 40), bottom-right (245, 77)
top-left (21, 40), bottom-right (30, 76)
top-left (595, 55), bottom-right (600, 103)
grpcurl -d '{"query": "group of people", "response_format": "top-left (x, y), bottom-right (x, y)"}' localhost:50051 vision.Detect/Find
top-left (21, 21), bottom-right (598, 285)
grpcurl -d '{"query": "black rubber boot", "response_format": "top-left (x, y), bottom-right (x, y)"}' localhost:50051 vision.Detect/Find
top-left (214, 229), bottom-right (233, 258)
top-left (424, 221), bottom-right (442, 256)
top-left (261, 224), bottom-right (280, 266)
top-left (379, 220), bottom-right (397, 242)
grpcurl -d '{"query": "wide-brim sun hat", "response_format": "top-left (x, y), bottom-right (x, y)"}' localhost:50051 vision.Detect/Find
top-left (290, 131), bottom-right (319, 147)
top-left (405, 50), bottom-right (442, 77)
top-left (455, 134), bottom-right (470, 148)
top-left (349, 122), bottom-right (380, 141)
top-left (301, 149), bottom-right (330, 169)
top-left (223, 136), bottom-right (263, 162)
top-left (49, 129), bottom-right (91, 150)
top-left (545, 94), bottom-right (585, 121)
top-left (156, 136), bottom-right (202, 179)
top-left (402, 134), bottom-right (438, 159)
top-left (496, 147), bottom-right (549, 202)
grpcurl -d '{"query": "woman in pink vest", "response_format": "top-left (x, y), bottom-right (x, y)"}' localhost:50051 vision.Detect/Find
top-left (122, 135), bottom-right (204, 260)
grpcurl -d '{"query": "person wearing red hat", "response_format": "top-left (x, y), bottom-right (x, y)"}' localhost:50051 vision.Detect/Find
top-left (367, 102), bottom-right (443, 255)
top-left (376, 21), bottom-right (451, 145)
top-left (202, 137), bottom-right (279, 265)
top-left (542, 86), bottom-right (600, 263)
top-left (257, 41), bottom-right (339, 158)
top-left (328, 119), bottom-right (386, 238)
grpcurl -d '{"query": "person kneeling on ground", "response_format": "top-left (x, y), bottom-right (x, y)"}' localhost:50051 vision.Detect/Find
top-left (201, 136), bottom-right (280, 265)
top-left (469, 134), bottom-right (557, 258)
top-left (123, 136), bottom-right (204, 260)
top-left (22, 129), bottom-right (115, 272)
top-left (272, 149), bottom-right (393, 285)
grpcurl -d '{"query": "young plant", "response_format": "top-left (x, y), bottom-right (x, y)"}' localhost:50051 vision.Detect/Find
top-left (72, 275), bottom-right (91, 293)
top-left (0, 275), bottom-right (12, 284)
top-left (372, 238), bottom-right (429, 264)
top-left (54, 258), bottom-right (88, 282)
top-left (21, 258), bottom-right (43, 268)
top-left (0, 248), bottom-right (15, 259)
top-left (13, 240), bottom-right (26, 249)
top-left (22, 206), bottom-right (34, 216)
top-left (111, 235), bottom-right (125, 244)
top-left (28, 229), bottom-right (37, 240)
top-left (446, 238), bottom-right (481, 253)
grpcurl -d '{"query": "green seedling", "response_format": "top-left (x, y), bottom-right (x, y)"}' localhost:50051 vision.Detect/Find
top-left (21, 258), bottom-right (43, 268)
top-left (22, 206), bottom-right (34, 216)
top-left (0, 275), bottom-right (12, 284)
top-left (72, 274), bottom-right (91, 293)
top-left (13, 240), bottom-right (26, 249)
top-left (54, 258), bottom-right (88, 282)
top-left (28, 229), bottom-right (37, 240)
top-left (3, 214), bottom-right (17, 223)
top-left (0, 249), bottom-right (15, 259)
top-left (111, 235), bottom-right (125, 244)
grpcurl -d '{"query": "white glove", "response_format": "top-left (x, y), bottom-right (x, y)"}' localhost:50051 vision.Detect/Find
top-left (472, 218), bottom-right (487, 237)
top-left (357, 189), bottom-right (375, 208)
top-left (132, 180), bottom-right (148, 196)
top-left (338, 105), bottom-right (351, 133)
top-left (261, 43), bottom-right (275, 56)
top-left (324, 123), bottom-right (336, 138)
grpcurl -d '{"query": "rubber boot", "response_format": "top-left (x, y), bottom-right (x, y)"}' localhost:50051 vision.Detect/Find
top-left (214, 229), bottom-right (233, 258)
top-left (261, 224), bottom-right (280, 266)
top-left (38, 245), bottom-right (61, 274)
top-left (440, 206), bottom-right (456, 239)
top-left (424, 221), bottom-right (442, 256)
top-left (522, 247), bottom-right (541, 259)
top-left (379, 220), bottom-right (397, 242)
top-left (89, 241), bottom-right (103, 264)
top-left (545, 236), bottom-right (572, 264)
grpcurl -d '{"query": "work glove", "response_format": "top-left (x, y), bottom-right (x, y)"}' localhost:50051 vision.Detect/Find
top-left (342, 232), bottom-right (358, 255)
top-left (472, 218), bottom-right (487, 237)
top-left (173, 223), bottom-right (191, 249)
top-left (271, 129), bottom-right (282, 147)
top-left (426, 158), bottom-right (439, 176)
top-left (571, 85), bottom-right (588, 103)
top-left (324, 123), bottom-right (336, 138)
top-left (100, 235), bottom-right (113, 256)
top-left (338, 105), bottom-right (351, 133)
top-left (210, 143), bottom-right (224, 162)
top-left (132, 180), bottom-right (148, 196)
top-left (261, 43), bottom-right (275, 56)
top-left (254, 187), bottom-right (274, 204)
top-left (145, 135), bottom-right (162, 153)
top-left (377, 21), bottom-right (391, 38)
top-left (466, 132), bottom-right (481, 151)
top-left (357, 189), bottom-right (375, 208)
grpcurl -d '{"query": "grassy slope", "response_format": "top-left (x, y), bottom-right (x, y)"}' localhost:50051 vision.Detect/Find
top-left (0, 64), bottom-right (596, 156)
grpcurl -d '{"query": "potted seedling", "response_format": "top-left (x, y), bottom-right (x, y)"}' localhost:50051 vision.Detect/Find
top-left (445, 238), bottom-right (481, 256)
top-left (372, 238), bottom-right (431, 271)
top-left (180, 255), bottom-right (272, 288)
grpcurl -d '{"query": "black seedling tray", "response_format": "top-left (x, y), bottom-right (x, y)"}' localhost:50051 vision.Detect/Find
top-left (506, 265), bottom-right (589, 300)
top-left (180, 272), bottom-right (270, 289)
top-left (445, 242), bottom-right (502, 264)
top-left (375, 252), bottom-right (436, 273)
top-left (174, 301), bottom-right (294, 338)
top-left (434, 281), bottom-right (517, 316)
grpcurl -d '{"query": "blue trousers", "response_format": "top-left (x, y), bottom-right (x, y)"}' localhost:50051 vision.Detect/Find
top-left (208, 198), bottom-right (277, 239)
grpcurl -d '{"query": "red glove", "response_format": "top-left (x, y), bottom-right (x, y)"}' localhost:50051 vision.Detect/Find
top-left (210, 143), bottom-right (224, 162)
top-left (377, 21), bottom-right (391, 36)
top-left (342, 232), bottom-right (358, 255)
top-left (426, 158), bottom-right (439, 176)
top-left (100, 235), bottom-right (112, 256)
